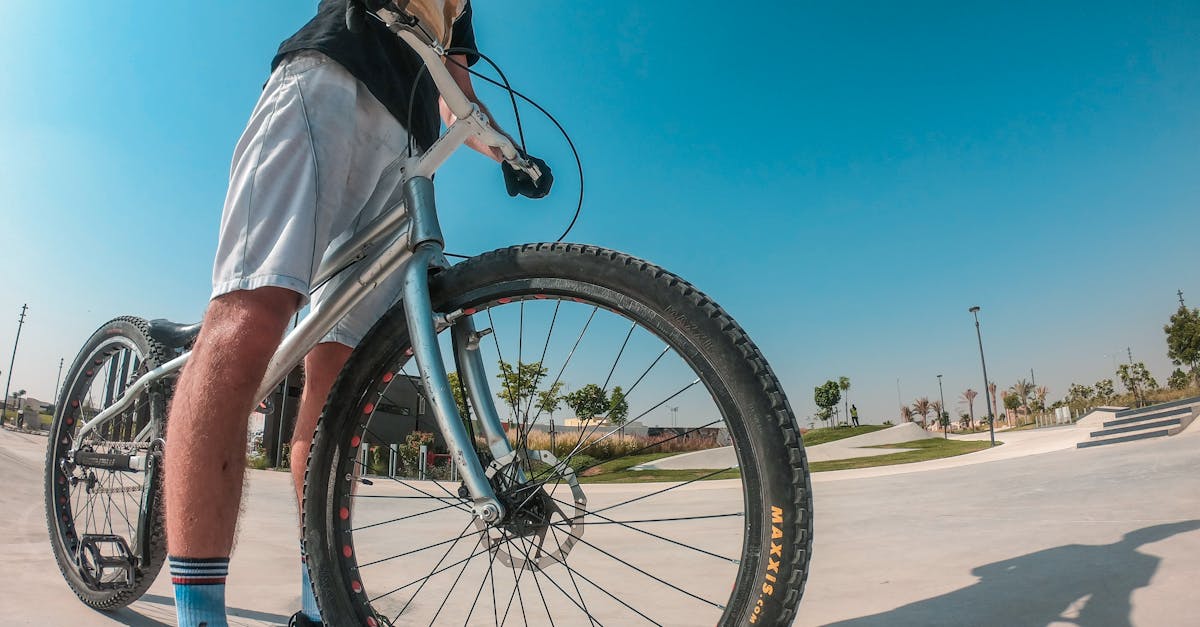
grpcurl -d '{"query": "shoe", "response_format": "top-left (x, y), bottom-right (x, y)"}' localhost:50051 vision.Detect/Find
top-left (288, 612), bottom-right (321, 627)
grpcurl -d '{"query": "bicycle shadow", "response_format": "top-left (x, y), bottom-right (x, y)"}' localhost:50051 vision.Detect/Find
top-left (107, 593), bottom-right (290, 626)
top-left (823, 520), bottom-right (1200, 627)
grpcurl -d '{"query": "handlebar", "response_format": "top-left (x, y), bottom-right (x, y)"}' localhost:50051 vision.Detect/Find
top-left (357, 0), bottom-right (543, 183)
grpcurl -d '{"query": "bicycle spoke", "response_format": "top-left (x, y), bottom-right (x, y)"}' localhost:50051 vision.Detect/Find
top-left (547, 521), bottom-right (597, 626)
top-left (537, 492), bottom-right (740, 563)
top-left (373, 518), bottom-right (478, 610)
top-left (426, 531), bottom-right (487, 626)
top-left (565, 378), bottom-right (702, 464)
top-left (518, 535), bottom-right (556, 627)
top-left (463, 533), bottom-right (504, 626)
top-left (565, 528), bottom-right (722, 610)
top-left (557, 344), bottom-right (671, 463)
top-left (540, 526), bottom-right (664, 626)
top-left (351, 501), bottom-right (463, 533)
top-left (499, 532), bottom-right (530, 627)
top-left (359, 531), bottom-right (487, 570)
top-left (531, 419), bottom-right (724, 484)
top-left (592, 467), bottom-right (738, 516)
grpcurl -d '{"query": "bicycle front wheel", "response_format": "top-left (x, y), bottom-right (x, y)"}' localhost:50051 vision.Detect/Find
top-left (304, 243), bottom-right (812, 626)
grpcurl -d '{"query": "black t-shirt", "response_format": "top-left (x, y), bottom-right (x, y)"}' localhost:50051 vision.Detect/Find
top-left (274, 0), bottom-right (479, 152)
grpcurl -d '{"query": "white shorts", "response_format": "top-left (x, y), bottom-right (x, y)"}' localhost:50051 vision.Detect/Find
top-left (211, 51), bottom-right (411, 347)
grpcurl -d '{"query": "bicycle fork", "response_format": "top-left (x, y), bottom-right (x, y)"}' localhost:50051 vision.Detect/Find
top-left (400, 176), bottom-right (512, 523)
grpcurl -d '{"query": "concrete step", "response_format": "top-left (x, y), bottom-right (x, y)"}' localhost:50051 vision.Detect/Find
top-left (1091, 417), bottom-right (1182, 438)
top-left (1077, 429), bottom-right (1171, 448)
top-left (1104, 407), bottom-right (1191, 428)
top-left (1115, 395), bottom-right (1200, 418)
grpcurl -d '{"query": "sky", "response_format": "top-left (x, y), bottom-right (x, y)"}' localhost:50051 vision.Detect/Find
top-left (1, 1), bottom-right (1198, 425)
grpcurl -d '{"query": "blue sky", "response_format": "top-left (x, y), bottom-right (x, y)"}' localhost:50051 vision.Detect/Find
top-left (1, 1), bottom-right (1198, 424)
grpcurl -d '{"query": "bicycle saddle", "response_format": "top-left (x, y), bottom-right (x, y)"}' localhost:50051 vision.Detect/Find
top-left (147, 319), bottom-right (201, 350)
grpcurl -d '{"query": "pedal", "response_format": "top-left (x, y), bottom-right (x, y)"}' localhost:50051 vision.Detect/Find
top-left (77, 534), bottom-right (137, 590)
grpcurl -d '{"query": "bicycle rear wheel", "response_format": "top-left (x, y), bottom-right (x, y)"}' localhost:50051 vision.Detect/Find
top-left (304, 243), bottom-right (812, 626)
top-left (44, 316), bottom-right (169, 610)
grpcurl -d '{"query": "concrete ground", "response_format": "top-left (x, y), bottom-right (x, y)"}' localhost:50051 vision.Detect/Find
top-left (2, 423), bottom-right (1197, 626)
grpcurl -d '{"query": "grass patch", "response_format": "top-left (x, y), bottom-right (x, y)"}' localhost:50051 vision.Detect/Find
top-left (580, 468), bottom-right (740, 484)
top-left (571, 452), bottom-right (739, 483)
top-left (809, 438), bottom-right (1000, 472)
top-left (801, 425), bottom-right (888, 447)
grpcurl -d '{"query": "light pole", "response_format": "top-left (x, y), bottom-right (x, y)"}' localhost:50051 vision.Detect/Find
top-left (937, 374), bottom-right (947, 439)
top-left (53, 357), bottom-right (64, 405)
top-left (969, 306), bottom-right (996, 446)
top-left (2, 304), bottom-right (29, 428)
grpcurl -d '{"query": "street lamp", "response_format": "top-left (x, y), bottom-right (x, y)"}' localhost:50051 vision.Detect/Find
top-left (969, 306), bottom-right (996, 446)
top-left (937, 374), bottom-right (947, 439)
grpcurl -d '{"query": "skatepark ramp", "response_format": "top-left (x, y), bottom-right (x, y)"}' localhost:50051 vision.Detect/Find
top-left (1076, 396), bottom-right (1200, 448)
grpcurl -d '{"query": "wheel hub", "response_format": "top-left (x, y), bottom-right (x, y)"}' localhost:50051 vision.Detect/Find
top-left (475, 449), bottom-right (588, 571)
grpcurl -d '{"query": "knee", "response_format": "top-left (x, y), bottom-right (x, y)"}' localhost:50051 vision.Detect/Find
top-left (201, 287), bottom-right (301, 355)
top-left (303, 343), bottom-right (354, 391)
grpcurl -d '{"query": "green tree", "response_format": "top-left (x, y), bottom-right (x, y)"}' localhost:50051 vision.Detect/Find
top-left (900, 405), bottom-right (915, 423)
top-left (447, 371), bottom-right (469, 418)
top-left (1168, 368), bottom-right (1190, 391)
top-left (1094, 379), bottom-right (1115, 403)
top-left (535, 381), bottom-right (564, 417)
top-left (564, 384), bottom-right (609, 421)
top-left (496, 360), bottom-right (548, 417)
top-left (814, 380), bottom-right (842, 425)
top-left (1003, 392), bottom-right (1021, 412)
top-left (1117, 362), bottom-right (1159, 404)
top-left (608, 386), bottom-right (630, 438)
top-left (1164, 304), bottom-right (1200, 386)
top-left (1065, 383), bottom-right (1095, 415)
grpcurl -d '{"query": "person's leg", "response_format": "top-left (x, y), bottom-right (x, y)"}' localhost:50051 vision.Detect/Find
top-left (290, 342), bottom-right (355, 504)
top-left (167, 51), bottom-right (366, 626)
top-left (290, 341), bottom-right (354, 623)
top-left (165, 287), bottom-right (299, 626)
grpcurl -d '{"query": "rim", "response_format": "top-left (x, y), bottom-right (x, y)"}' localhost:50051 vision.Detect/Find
top-left (49, 335), bottom-right (155, 588)
top-left (323, 284), bottom-right (762, 626)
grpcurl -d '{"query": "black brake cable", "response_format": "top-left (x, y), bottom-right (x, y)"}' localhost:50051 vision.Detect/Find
top-left (446, 47), bottom-right (526, 153)
top-left (443, 49), bottom-right (585, 243)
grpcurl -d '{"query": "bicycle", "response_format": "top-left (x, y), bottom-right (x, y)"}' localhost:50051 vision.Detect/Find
top-left (44, 3), bottom-right (813, 625)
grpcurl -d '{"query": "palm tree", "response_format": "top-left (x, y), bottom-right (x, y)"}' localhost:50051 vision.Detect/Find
top-left (1011, 379), bottom-right (1035, 415)
top-left (960, 389), bottom-right (978, 429)
top-left (912, 397), bottom-right (932, 429)
top-left (838, 376), bottom-right (851, 426)
top-left (988, 381), bottom-right (999, 423)
top-left (931, 399), bottom-right (945, 434)
top-left (1035, 385), bottom-right (1049, 410)
top-left (900, 406), bottom-right (914, 423)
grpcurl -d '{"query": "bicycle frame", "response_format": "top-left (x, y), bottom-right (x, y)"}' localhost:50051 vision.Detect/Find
top-left (70, 10), bottom-right (539, 522)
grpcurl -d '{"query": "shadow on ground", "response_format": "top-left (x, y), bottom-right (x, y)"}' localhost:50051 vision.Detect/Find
top-left (824, 520), bottom-right (1200, 627)
top-left (104, 594), bottom-right (290, 626)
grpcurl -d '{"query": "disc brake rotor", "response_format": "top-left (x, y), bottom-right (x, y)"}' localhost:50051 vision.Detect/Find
top-left (476, 449), bottom-right (587, 571)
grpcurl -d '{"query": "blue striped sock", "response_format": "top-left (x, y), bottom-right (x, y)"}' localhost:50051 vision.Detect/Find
top-left (169, 556), bottom-right (229, 627)
top-left (301, 551), bottom-right (322, 622)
